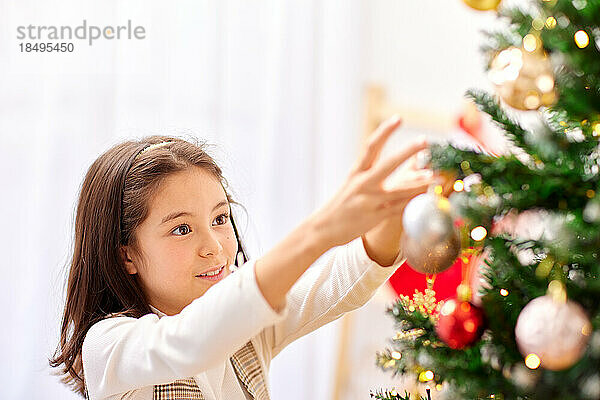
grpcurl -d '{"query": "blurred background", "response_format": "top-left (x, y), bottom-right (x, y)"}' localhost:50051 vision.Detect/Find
top-left (0, 1), bottom-right (505, 398)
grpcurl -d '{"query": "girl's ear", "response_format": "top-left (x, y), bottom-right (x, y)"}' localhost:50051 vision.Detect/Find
top-left (120, 246), bottom-right (138, 275)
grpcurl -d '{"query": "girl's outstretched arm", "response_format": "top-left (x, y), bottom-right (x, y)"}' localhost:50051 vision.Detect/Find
top-left (254, 115), bottom-right (434, 312)
top-left (259, 233), bottom-right (406, 360)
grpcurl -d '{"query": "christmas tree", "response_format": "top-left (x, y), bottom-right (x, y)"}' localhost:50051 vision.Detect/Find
top-left (373, 0), bottom-right (600, 399)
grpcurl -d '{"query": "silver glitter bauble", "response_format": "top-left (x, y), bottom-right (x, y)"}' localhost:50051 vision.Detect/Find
top-left (403, 193), bottom-right (456, 246)
top-left (515, 295), bottom-right (592, 371)
top-left (401, 193), bottom-right (460, 274)
top-left (401, 227), bottom-right (461, 275)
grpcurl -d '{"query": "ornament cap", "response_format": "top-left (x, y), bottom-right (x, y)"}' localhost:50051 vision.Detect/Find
top-left (547, 280), bottom-right (567, 303)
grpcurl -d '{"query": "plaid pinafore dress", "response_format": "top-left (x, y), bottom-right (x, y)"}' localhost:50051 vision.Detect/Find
top-left (83, 339), bottom-right (270, 400)
top-left (150, 259), bottom-right (271, 399)
top-left (152, 339), bottom-right (270, 400)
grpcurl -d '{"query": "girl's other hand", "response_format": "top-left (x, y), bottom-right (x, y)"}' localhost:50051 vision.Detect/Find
top-left (311, 115), bottom-right (436, 248)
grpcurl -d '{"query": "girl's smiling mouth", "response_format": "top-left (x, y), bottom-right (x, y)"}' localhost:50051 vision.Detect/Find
top-left (195, 265), bottom-right (226, 281)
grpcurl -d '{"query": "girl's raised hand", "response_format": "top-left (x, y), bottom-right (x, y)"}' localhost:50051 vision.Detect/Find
top-left (312, 115), bottom-right (436, 248)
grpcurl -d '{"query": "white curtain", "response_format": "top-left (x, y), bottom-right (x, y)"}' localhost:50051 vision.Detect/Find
top-left (0, 1), bottom-right (371, 399)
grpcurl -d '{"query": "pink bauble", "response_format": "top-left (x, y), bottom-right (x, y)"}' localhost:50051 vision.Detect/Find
top-left (515, 295), bottom-right (591, 371)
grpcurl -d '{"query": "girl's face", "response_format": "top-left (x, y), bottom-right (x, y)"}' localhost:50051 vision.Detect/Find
top-left (121, 166), bottom-right (238, 316)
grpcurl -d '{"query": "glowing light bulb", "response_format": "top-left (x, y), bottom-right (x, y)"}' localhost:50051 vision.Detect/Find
top-left (532, 18), bottom-right (544, 30)
top-left (418, 370), bottom-right (435, 382)
top-left (471, 226), bottom-right (487, 241)
top-left (535, 74), bottom-right (554, 93)
top-left (574, 30), bottom-right (589, 48)
top-left (525, 353), bottom-right (541, 369)
top-left (523, 34), bottom-right (538, 52)
top-left (545, 16), bottom-right (557, 29)
top-left (524, 92), bottom-right (541, 109)
top-left (440, 299), bottom-right (456, 316)
top-left (453, 180), bottom-right (464, 192)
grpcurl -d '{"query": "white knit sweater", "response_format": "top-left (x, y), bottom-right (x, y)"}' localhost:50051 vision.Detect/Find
top-left (82, 236), bottom-right (406, 399)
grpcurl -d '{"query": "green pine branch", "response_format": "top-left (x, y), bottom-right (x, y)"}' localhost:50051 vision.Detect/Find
top-left (429, 141), bottom-right (599, 213)
top-left (465, 90), bottom-right (534, 153)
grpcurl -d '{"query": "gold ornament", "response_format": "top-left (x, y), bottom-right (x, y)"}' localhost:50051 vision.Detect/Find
top-left (462, 0), bottom-right (502, 11)
top-left (488, 44), bottom-right (557, 110)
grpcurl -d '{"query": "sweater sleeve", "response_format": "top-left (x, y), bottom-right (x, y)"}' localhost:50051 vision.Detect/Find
top-left (82, 259), bottom-right (289, 399)
top-left (261, 235), bottom-right (406, 358)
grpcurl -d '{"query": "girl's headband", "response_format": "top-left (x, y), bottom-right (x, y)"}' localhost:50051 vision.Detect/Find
top-left (134, 141), bottom-right (175, 160)
top-left (122, 139), bottom-right (248, 266)
top-left (120, 141), bottom-right (175, 243)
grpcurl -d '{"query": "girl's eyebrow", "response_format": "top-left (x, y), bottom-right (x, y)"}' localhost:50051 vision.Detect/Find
top-left (159, 200), bottom-right (229, 225)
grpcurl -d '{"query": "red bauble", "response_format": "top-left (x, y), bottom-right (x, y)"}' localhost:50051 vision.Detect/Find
top-left (435, 298), bottom-right (485, 349)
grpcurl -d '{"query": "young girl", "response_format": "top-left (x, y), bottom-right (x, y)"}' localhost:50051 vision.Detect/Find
top-left (50, 115), bottom-right (435, 400)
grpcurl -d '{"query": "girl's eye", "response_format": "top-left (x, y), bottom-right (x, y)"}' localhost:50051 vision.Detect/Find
top-left (214, 213), bottom-right (230, 226)
top-left (171, 214), bottom-right (229, 236)
top-left (172, 224), bottom-right (191, 236)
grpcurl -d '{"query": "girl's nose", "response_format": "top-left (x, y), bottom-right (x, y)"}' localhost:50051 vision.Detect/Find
top-left (197, 230), bottom-right (224, 257)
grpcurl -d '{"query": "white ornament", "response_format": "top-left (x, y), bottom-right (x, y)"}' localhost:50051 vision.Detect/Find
top-left (515, 294), bottom-right (591, 371)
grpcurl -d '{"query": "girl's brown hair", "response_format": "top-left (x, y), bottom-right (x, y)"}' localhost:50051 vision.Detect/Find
top-left (49, 135), bottom-right (248, 397)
